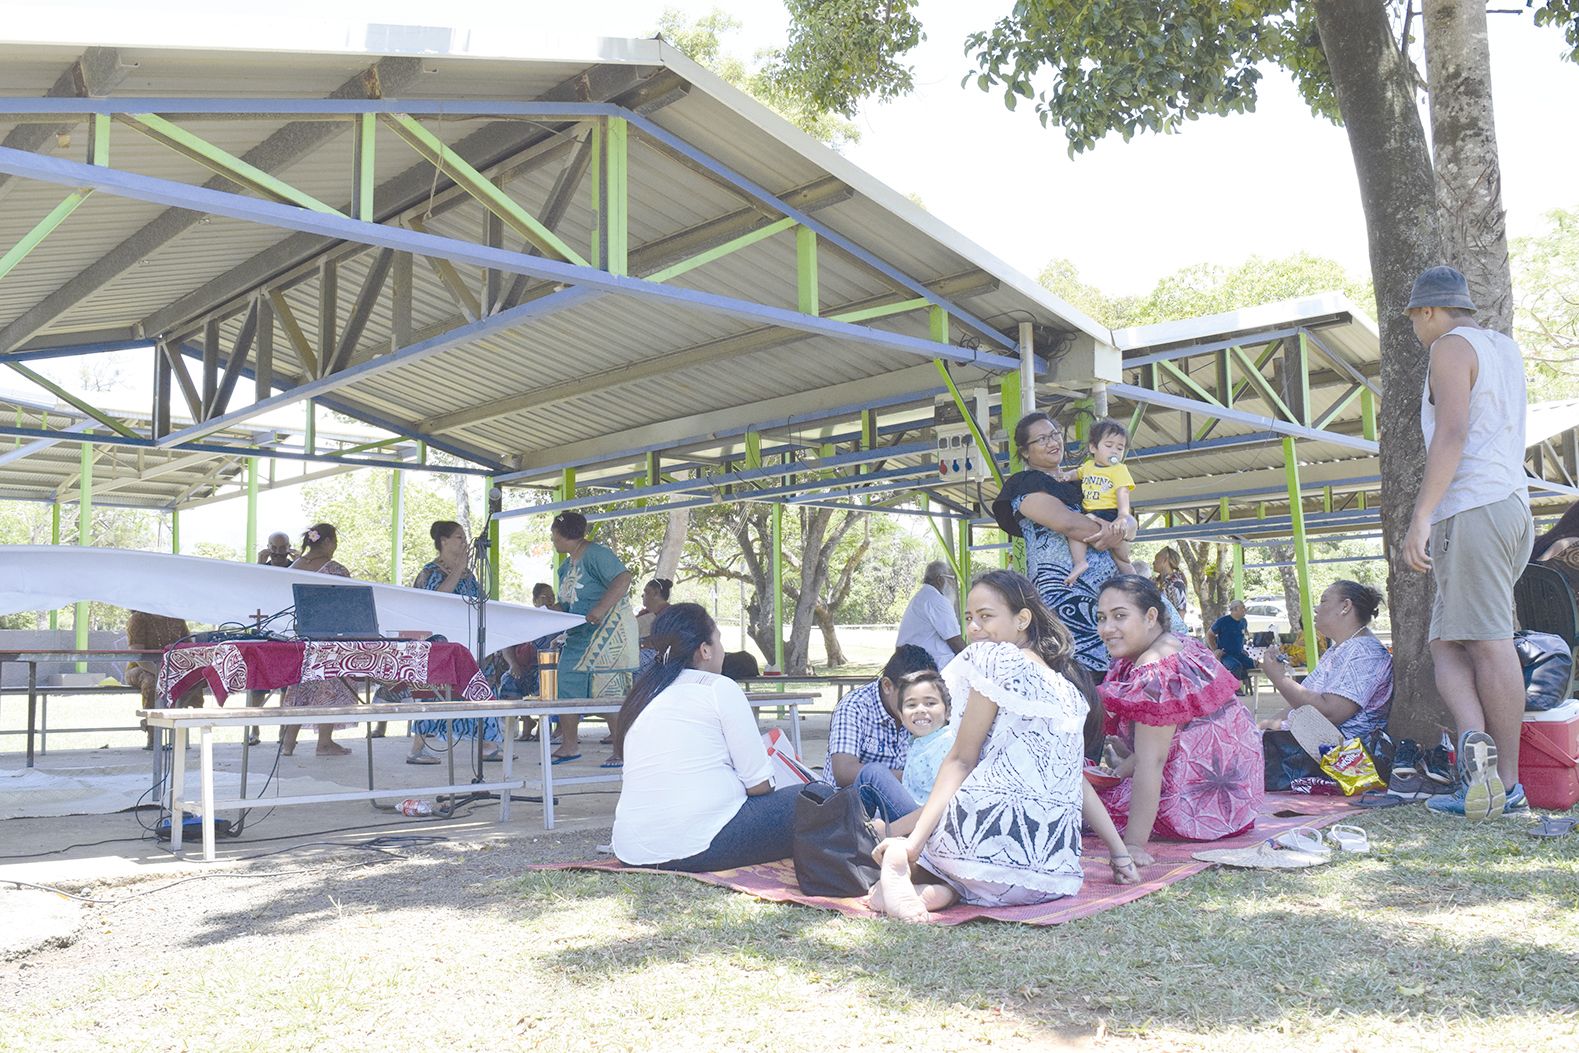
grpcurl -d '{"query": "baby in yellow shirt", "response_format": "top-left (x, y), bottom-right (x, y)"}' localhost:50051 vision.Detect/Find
top-left (1057, 418), bottom-right (1137, 586)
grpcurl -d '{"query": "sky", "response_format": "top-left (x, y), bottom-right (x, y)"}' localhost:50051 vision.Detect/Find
top-left (12, 0), bottom-right (1579, 558)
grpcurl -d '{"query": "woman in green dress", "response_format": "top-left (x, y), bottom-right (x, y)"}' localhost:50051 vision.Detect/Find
top-left (551, 512), bottom-right (639, 766)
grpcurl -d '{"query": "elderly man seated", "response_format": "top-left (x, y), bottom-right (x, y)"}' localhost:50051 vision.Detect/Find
top-left (821, 644), bottom-right (936, 823)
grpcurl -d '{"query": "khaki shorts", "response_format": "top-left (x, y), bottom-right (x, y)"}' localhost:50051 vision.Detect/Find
top-left (1428, 491), bottom-right (1534, 642)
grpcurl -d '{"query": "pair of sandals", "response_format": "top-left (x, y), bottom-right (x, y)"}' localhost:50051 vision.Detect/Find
top-left (1274, 824), bottom-right (1371, 858)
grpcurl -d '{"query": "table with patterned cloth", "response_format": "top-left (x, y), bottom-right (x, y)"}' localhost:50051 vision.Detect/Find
top-left (157, 639), bottom-right (491, 706)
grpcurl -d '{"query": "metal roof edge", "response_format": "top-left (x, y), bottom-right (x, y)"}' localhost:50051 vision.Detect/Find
top-left (1112, 292), bottom-right (1377, 352)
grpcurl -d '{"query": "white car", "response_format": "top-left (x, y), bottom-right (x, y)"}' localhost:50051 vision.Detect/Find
top-left (1243, 599), bottom-right (1290, 639)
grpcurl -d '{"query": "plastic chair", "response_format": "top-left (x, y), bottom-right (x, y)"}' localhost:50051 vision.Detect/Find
top-left (1514, 562), bottom-right (1579, 650)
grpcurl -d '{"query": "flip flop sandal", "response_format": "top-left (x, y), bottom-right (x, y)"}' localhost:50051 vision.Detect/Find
top-left (1194, 840), bottom-right (1331, 869)
top-left (600, 757), bottom-right (624, 769)
top-left (1326, 825), bottom-right (1371, 853)
top-left (1273, 827), bottom-right (1332, 859)
top-left (481, 751), bottom-right (507, 763)
top-left (551, 753), bottom-right (582, 765)
top-left (1526, 816), bottom-right (1579, 838)
top-left (406, 753), bottom-right (441, 765)
top-left (1357, 789), bottom-right (1413, 809)
top-left (1287, 706), bottom-right (1344, 763)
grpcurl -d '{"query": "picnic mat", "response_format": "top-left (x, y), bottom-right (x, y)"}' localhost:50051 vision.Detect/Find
top-left (532, 793), bottom-right (1359, 926)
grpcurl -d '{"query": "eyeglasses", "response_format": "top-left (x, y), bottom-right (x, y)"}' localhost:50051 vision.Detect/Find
top-left (1024, 434), bottom-right (1062, 448)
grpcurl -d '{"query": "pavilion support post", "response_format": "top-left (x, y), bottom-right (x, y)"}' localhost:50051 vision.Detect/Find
top-left (957, 521), bottom-right (973, 623)
top-left (49, 500), bottom-right (60, 630)
top-left (1283, 436), bottom-right (1319, 664)
top-left (1017, 321), bottom-right (1036, 418)
top-left (771, 503), bottom-right (785, 671)
top-left (389, 469), bottom-right (405, 583)
top-left (245, 458), bottom-right (258, 562)
top-left (1360, 387), bottom-right (1378, 441)
top-left (554, 468), bottom-right (574, 576)
top-left (1220, 497), bottom-right (1243, 602)
top-left (74, 444), bottom-right (93, 668)
top-left (486, 474), bottom-right (501, 600)
top-left (796, 225), bottom-right (818, 315)
top-left (304, 398), bottom-right (316, 454)
top-left (590, 117), bottom-right (628, 274)
top-left (170, 507), bottom-right (180, 555)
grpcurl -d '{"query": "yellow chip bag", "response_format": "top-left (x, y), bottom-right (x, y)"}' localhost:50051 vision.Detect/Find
top-left (1318, 736), bottom-right (1385, 796)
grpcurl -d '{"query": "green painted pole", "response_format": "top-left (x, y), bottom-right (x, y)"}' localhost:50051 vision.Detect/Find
top-left (957, 521), bottom-right (973, 624)
top-left (554, 469), bottom-right (574, 576)
top-left (171, 508), bottom-right (180, 554)
top-left (1221, 496), bottom-right (1243, 602)
top-left (1359, 388), bottom-right (1378, 441)
top-left (1283, 436), bottom-right (1319, 665)
top-left (244, 458), bottom-right (259, 562)
top-left (796, 226), bottom-right (818, 315)
top-left (304, 398), bottom-right (316, 454)
top-left (75, 445), bottom-right (92, 668)
top-left (49, 501), bottom-right (60, 630)
top-left (389, 469), bottom-right (404, 583)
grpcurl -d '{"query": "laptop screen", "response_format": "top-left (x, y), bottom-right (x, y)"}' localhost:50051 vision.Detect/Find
top-left (292, 583), bottom-right (381, 639)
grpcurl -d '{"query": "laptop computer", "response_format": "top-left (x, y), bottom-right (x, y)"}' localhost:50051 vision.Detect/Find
top-left (292, 583), bottom-right (386, 641)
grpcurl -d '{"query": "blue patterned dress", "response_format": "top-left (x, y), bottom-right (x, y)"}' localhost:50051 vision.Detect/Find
top-left (411, 562), bottom-right (502, 744)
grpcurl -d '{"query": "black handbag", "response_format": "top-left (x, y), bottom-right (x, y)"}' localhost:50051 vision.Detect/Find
top-left (1516, 630), bottom-right (1574, 712)
top-left (791, 783), bottom-right (881, 897)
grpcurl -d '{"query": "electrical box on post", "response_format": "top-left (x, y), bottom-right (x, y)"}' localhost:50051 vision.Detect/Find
top-left (933, 389), bottom-right (992, 483)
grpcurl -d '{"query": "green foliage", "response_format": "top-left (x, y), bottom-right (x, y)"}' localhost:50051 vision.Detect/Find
top-left (1533, 0), bottom-right (1579, 61)
top-left (1512, 206), bottom-right (1579, 401)
top-left (966, 3), bottom-right (1329, 154)
top-left (1038, 252), bottom-right (1375, 330)
top-left (775, 0), bottom-right (924, 117)
top-left (657, 8), bottom-right (862, 148)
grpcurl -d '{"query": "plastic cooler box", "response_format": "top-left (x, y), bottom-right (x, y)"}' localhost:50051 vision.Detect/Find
top-left (1521, 698), bottom-right (1579, 811)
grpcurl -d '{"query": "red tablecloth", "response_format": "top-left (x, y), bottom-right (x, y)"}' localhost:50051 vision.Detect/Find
top-left (158, 640), bottom-right (492, 705)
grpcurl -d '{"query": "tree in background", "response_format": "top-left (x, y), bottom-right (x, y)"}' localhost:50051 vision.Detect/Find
top-left (777, 0), bottom-right (1576, 736)
top-left (1513, 206), bottom-right (1579, 400)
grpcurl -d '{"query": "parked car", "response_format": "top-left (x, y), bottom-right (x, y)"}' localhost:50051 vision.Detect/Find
top-left (1243, 598), bottom-right (1289, 639)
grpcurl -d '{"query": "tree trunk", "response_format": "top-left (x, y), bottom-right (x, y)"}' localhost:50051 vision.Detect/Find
top-left (655, 507), bottom-right (689, 580)
top-left (1178, 540), bottom-right (1229, 628)
top-left (1267, 544), bottom-right (1303, 634)
top-left (1423, 0), bottom-right (1514, 335)
top-left (1315, 1), bottom-right (1445, 740)
top-left (813, 604), bottom-right (848, 665)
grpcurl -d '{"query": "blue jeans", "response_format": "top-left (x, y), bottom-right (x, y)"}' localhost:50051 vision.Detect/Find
top-left (855, 762), bottom-right (919, 823)
top-left (656, 785), bottom-right (805, 872)
top-left (1220, 650), bottom-right (1254, 680)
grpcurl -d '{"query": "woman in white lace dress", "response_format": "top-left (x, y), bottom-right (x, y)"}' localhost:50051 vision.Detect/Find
top-left (870, 570), bottom-right (1139, 921)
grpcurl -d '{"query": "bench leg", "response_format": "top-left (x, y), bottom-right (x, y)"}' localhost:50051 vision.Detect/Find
top-left (170, 725), bottom-right (187, 854)
top-left (541, 724), bottom-right (555, 830)
top-left (25, 663), bottom-right (37, 768)
top-left (200, 725), bottom-right (216, 863)
top-left (500, 715), bottom-right (514, 822)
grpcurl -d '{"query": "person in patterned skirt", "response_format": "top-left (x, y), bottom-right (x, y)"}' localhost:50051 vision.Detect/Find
top-left (868, 571), bottom-right (1139, 922)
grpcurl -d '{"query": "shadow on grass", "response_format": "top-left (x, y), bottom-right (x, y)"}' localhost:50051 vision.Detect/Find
top-left (508, 806), bottom-right (1579, 1035)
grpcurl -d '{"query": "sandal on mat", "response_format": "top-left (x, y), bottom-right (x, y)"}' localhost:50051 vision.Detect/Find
top-left (1273, 827), bottom-right (1332, 860)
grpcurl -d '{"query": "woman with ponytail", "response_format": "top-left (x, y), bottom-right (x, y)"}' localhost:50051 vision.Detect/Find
top-left (870, 570), bottom-right (1139, 922)
top-left (611, 603), bottom-right (800, 871)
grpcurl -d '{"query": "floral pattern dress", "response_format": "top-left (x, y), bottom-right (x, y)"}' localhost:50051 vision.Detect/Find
top-left (410, 561), bottom-right (502, 744)
top-left (1097, 636), bottom-right (1264, 841)
top-left (923, 641), bottom-right (1089, 907)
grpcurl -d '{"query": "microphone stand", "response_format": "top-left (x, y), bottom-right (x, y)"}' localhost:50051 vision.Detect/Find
top-left (467, 490), bottom-right (501, 785)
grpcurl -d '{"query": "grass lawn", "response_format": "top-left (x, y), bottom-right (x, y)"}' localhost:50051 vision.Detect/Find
top-left (3, 804), bottom-right (1576, 1051)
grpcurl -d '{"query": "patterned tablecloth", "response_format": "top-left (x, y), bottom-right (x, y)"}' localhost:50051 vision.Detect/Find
top-left (157, 640), bottom-right (492, 705)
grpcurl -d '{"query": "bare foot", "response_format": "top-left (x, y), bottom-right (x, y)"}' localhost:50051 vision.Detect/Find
top-left (876, 841), bottom-right (929, 923)
top-left (1127, 845), bottom-right (1156, 867)
top-left (1063, 560), bottom-right (1089, 587)
top-left (1110, 854), bottom-right (1141, 885)
top-left (316, 742), bottom-right (351, 756)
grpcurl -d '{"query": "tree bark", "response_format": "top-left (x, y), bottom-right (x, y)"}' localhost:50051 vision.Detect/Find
top-left (813, 604), bottom-right (848, 665)
top-left (1423, 0), bottom-right (1514, 335)
top-left (1266, 544), bottom-right (1303, 634)
top-left (655, 507), bottom-right (689, 580)
top-left (1178, 539), bottom-right (1231, 628)
top-left (1315, 1), bottom-right (1445, 740)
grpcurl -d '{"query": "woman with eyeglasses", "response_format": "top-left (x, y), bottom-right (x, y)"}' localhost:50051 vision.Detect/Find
top-left (992, 412), bottom-right (1183, 677)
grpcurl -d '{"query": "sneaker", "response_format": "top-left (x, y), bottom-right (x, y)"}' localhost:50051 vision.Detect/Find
top-left (1501, 783), bottom-right (1529, 816)
top-left (1385, 771), bottom-right (1434, 801)
top-left (1426, 784), bottom-right (1470, 816)
top-left (1391, 738), bottom-right (1422, 779)
top-left (1457, 730), bottom-right (1504, 821)
top-left (1420, 745), bottom-right (1455, 786)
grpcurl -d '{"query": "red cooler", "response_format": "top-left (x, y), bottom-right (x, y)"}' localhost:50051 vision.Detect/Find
top-left (1520, 699), bottom-right (1579, 811)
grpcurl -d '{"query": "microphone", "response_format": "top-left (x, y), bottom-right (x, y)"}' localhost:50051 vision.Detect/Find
top-left (476, 486), bottom-right (503, 557)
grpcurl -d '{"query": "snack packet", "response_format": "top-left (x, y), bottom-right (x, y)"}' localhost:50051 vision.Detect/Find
top-left (1317, 736), bottom-right (1385, 795)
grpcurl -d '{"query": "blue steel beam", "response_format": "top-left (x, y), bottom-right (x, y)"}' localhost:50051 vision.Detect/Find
top-left (1107, 381), bottom-right (1379, 453)
top-left (1, 338), bottom-right (150, 363)
top-left (156, 286), bottom-right (599, 445)
top-left (1120, 327), bottom-right (1304, 367)
top-left (0, 424), bottom-right (489, 475)
top-left (170, 343), bottom-right (508, 471)
top-left (0, 146), bottom-right (1023, 374)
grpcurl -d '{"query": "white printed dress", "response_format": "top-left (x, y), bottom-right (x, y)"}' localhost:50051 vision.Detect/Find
top-left (923, 641), bottom-right (1089, 906)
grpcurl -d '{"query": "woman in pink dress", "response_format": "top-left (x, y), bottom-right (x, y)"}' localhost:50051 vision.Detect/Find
top-left (281, 523), bottom-right (357, 756)
top-left (1095, 575), bottom-right (1263, 865)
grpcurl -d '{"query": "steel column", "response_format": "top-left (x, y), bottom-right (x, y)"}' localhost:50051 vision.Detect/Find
top-left (771, 502), bottom-right (784, 671)
top-left (796, 226), bottom-right (818, 315)
top-left (170, 507), bottom-right (180, 554)
top-left (74, 444), bottom-right (92, 663)
top-left (245, 457), bottom-right (258, 562)
top-left (1283, 436), bottom-right (1319, 664)
top-left (49, 500), bottom-right (60, 630)
top-left (486, 474), bottom-right (501, 600)
top-left (390, 469), bottom-right (404, 583)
